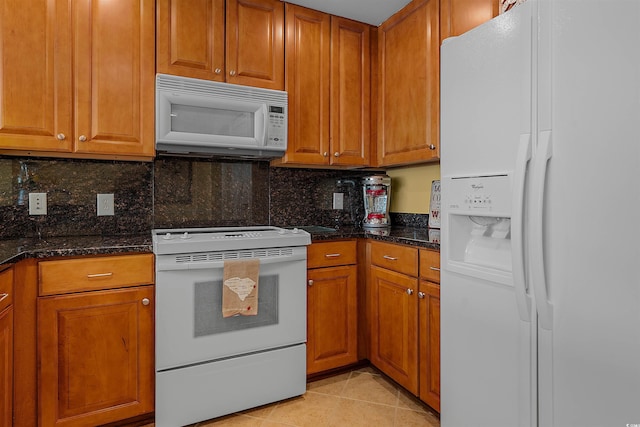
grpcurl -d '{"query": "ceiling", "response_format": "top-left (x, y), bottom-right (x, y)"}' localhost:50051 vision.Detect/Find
top-left (283, 0), bottom-right (413, 26)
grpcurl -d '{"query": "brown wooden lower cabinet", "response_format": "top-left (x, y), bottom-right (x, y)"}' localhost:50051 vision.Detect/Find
top-left (0, 265), bottom-right (13, 426)
top-left (369, 241), bottom-right (441, 412)
top-left (0, 305), bottom-right (12, 427)
top-left (419, 279), bottom-right (440, 412)
top-left (38, 285), bottom-right (154, 427)
top-left (369, 264), bottom-right (419, 394)
top-left (307, 264), bottom-right (358, 374)
top-left (306, 240), bottom-right (358, 375)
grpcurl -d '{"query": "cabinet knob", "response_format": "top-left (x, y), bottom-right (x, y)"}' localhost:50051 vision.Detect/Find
top-left (214, 68), bottom-right (222, 74)
top-left (406, 288), bottom-right (414, 295)
top-left (334, 152), bottom-right (340, 157)
top-left (229, 70), bottom-right (237, 77)
top-left (79, 135), bottom-right (87, 142)
top-left (429, 144), bottom-right (436, 150)
top-left (323, 152), bottom-right (328, 157)
top-left (56, 133), bottom-right (66, 141)
top-left (308, 280), bottom-right (314, 287)
top-left (418, 291), bottom-right (426, 299)
top-left (142, 298), bottom-right (150, 306)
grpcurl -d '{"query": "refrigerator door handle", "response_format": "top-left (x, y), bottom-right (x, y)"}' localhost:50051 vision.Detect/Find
top-left (532, 130), bottom-right (554, 330)
top-left (512, 133), bottom-right (532, 322)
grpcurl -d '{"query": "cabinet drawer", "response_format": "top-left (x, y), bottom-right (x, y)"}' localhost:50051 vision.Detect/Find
top-left (0, 266), bottom-right (13, 312)
top-left (307, 240), bottom-right (357, 268)
top-left (420, 250), bottom-right (440, 283)
top-left (39, 254), bottom-right (154, 296)
top-left (370, 241), bottom-right (418, 277)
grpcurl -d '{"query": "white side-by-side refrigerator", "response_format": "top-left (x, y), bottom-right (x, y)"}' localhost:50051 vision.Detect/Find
top-left (440, 1), bottom-right (640, 426)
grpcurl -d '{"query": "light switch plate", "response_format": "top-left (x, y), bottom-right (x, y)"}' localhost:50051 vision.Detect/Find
top-left (333, 192), bottom-right (344, 210)
top-left (97, 193), bottom-right (115, 216)
top-left (28, 192), bottom-right (47, 215)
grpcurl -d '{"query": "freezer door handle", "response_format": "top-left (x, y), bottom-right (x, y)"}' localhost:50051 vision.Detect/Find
top-left (532, 130), bottom-right (554, 330)
top-left (512, 134), bottom-right (532, 322)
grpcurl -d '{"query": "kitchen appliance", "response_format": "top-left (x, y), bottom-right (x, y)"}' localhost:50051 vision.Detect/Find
top-left (440, 1), bottom-right (640, 426)
top-left (153, 226), bottom-right (310, 427)
top-left (362, 175), bottom-right (391, 228)
top-left (155, 74), bottom-right (287, 158)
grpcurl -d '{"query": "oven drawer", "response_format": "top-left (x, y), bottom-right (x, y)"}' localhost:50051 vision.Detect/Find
top-left (39, 254), bottom-right (154, 296)
top-left (307, 240), bottom-right (357, 268)
top-left (156, 344), bottom-right (306, 427)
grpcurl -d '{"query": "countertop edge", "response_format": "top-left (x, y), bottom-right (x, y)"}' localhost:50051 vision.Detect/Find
top-left (1, 227), bottom-right (439, 267)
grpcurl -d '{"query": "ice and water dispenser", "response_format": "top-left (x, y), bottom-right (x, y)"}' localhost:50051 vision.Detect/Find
top-left (443, 174), bottom-right (513, 284)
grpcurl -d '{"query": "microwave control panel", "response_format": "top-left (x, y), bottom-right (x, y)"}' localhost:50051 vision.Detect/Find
top-left (267, 105), bottom-right (287, 148)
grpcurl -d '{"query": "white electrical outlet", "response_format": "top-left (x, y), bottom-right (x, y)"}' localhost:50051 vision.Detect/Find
top-left (333, 192), bottom-right (344, 210)
top-left (97, 193), bottom-right (115, 216)
top-left (28, 193), bottom-right (47, 215)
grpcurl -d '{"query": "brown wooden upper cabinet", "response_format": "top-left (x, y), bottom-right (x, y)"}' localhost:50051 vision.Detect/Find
top-left (440, 0), bottom-right (499, 40)
top-left (157, 0), bottom-right (285, 90)
top-left (377, 0), bottom-right (440, 167)
top-left (0, 0), bottom-right (155, 160)
top-left (273, 4), bottom-right (371, 167)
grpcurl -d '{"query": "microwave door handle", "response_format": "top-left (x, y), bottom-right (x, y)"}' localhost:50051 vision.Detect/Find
top-left (259, 104), bottom-right (268, 146)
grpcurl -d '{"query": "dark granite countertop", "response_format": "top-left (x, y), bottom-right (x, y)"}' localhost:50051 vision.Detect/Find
top-left (0, 234), bottom-right (153, 265)
top-left (296, 226), bottom-right (440, 250)
top-left (0, 226), bottom-right (439, 267)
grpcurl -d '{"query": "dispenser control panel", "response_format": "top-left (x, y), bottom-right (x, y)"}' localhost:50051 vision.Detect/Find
top-left (444, 173), bottom-right (512, 216)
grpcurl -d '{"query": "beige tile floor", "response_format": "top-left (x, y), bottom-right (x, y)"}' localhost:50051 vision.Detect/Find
top-left (144, 366), bottom-right (440, 427)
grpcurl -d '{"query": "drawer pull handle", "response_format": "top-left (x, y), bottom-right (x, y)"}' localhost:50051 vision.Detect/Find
top-left (87, 272), bottom-right (113, 278)
top-left (0, 293), bottom-right (8, 302)
top-left (325, 253), bottom-right (342, 258)
top-left (383, 255), bottom-right (398, 261)
top-left (430, 267), bottom-right (441, 271)
top-left (142, 298), bottom-right (150, 306)
top-left (308, 280), bottom-right (314, 287)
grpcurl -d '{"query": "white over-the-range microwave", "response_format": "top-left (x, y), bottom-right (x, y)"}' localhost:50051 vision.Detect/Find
top-left (155, 73), bottom-right (287, 159)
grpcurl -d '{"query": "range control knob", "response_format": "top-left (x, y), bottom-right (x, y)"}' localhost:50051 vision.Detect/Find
top-left (162, 233), bottom-right (172, 240)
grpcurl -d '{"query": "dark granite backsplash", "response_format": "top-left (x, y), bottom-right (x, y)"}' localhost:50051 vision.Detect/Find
top-left (0, 156), bottom-right (153, 239)
top-left (153, 157), bottom-right (271, 228)
top-left (1, 155), bottom-right (382, 238)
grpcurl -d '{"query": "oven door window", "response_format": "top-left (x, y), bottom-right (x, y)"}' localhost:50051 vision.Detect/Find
top-left (194, 275), bottom-right (278, 336)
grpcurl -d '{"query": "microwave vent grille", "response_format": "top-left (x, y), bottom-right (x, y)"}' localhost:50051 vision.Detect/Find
top-left (156, 73), bottom-right (287, 105)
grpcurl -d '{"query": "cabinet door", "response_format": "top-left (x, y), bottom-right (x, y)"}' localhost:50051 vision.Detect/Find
top-left (226, 0), bottom-right (284, 90)
top-left (307, 265), bottom-right (358, 374)
top-left (0, 0), bottom-right (72, 153)
top-left (440, 0), bottom-right (498, 40)
top-left (38, 286), bottom-right (154, 427)
top-left (0, 306), bottom-right (12, 427)
top-left (157, 0), bottom-right (225, 81)
top-left (377, 0), bottom-right (439, 166)
top-left (370, 265), bottom-right (418, 394)
top-left (419, 280), bottom-right (440, 412)
top-left (330, 17), bottom-right (371, 166)
top-left (281, 4), bottom-right (330, 165)
top-left (73, 0), bottom-right (155, 158)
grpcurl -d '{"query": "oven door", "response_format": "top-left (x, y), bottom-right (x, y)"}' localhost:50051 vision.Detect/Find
top-left (155, 247), bottom-right (307, 371)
